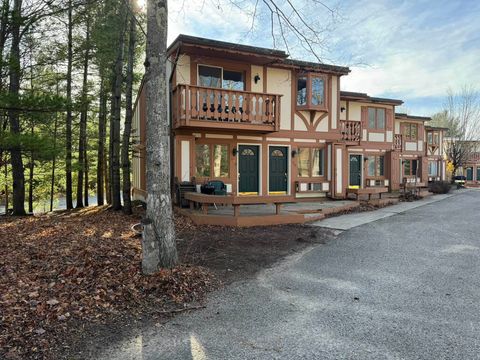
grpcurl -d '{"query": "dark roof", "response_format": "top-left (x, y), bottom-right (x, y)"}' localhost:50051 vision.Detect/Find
top-left (340, 91), bottom-right (403, 105)
top-left (167, 34), bottom-right (288, 59)
top-left (395, 113), bottom-right (431, 121)
top-left (168, 34), bottom-right (350, 75)
top-left (280, 59), bottom-right (350, 75)
top-left (425, 125), bottom-right (449, 131)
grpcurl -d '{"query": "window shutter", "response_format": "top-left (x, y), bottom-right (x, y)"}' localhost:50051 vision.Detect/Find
top-left (418, 123), bottom-right (425, 141)
top-left (386, 109), bottom-right (393, 130)
top-left (361, 106), bottom-right (368, 128)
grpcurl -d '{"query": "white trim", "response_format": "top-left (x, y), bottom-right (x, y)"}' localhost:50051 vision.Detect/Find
top-left (266, 137), bottom-right (291, 142)
top-left (205, 134), bottom-right (234, 139)
top-left (180, 141), bottom-right (190, 182)
top-left (336, 148), bottom-right (343, 193)
top-left (327, 145), bottom-right (332, 181)
top-left (237, 135), bottom-right (263, 141)
top-left (267, 144), bottom-right (291, 195)
top-left (294, 138), bottom-right (316, 143)
top-left (237, 143), bottom-right (262, 195)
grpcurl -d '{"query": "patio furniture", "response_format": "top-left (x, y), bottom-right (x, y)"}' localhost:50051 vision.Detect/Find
top-left (347, 187), bottom-right (389, 201)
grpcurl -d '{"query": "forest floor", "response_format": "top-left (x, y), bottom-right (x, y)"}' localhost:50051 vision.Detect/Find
top-left (0, 205), bottom-right (332, 359)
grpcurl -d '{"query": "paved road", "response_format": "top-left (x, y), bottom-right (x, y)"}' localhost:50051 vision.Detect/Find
top-left (101, 190), bottom-right (480, 360)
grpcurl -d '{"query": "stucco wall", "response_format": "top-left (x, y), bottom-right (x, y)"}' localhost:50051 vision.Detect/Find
top-left (267, 67), bottom-right (292, 131)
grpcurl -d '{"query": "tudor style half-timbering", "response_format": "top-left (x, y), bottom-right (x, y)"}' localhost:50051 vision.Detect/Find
top-left (131, 34), bottom-right (449, 222)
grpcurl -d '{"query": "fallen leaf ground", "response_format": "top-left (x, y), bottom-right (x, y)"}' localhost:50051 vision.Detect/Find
top-left (0, 205), bottom-right (331, 359)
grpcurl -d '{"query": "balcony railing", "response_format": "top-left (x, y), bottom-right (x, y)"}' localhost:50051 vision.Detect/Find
top-left (340, 120), bottom-right (361, 142)
top-left (393, 134), bottom-right (402, 150)
top-left (172, 84), bottom-right (281, 132)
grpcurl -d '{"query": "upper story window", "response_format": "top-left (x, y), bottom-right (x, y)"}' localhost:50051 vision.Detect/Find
top-left (368, 107), bottom-right (386, 129)
top-left (404, 123), bottom-right (418, 141)
top-left (296, 73), bottom-right (327, 110)
top-left (198, 65), bottom-right (245, 91)
top-left (427, 132), bottom-right (439, 145)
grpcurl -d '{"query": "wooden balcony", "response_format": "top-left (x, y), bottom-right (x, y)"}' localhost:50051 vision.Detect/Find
top-left (340, 120), bottom-right (361, 142)
top-left (393, 134), bottom-right (402, 151)
top-left (172, 84), bottom-right (281, 132)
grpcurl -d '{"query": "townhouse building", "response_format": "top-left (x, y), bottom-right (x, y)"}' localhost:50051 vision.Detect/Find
top-left (131, 35), bottom-right (447, 223)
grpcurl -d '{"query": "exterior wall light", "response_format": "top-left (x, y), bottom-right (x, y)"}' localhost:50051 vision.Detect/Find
top-left (254, 74), bottom-right (261, 84)
top-left (232, 148), bottom-right (238, 156)
top-left (291, 150), bottom-right (297, 158)
top-left (341, 107), bottom-right (346, 112)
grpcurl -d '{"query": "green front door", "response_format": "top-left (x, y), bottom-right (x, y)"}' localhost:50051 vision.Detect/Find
top-left (349, 155), bottom-right (362, 187)
top-left (239, 145), bottom-right (259, 194)
top-left (269, 146), bottom-right (288, 194)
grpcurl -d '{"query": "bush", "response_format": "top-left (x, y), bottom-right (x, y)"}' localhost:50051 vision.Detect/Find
top-left (429, 181), bottom-right (451, 194)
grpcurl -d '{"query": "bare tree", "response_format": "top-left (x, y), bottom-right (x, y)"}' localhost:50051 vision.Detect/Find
top-left (432, 86), bottom-right (480, 177)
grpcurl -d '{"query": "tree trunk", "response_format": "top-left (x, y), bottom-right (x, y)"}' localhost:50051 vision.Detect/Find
top-left (109, 7), bottom-right (127, 211)
top-left (104, 149), bottom-right (111, 204)
top-left (65, 0), bottom-right (74, 209)
top-left (97, 78), bottom-right (107, 206)
top-left (142, 0), bottom-right (177, 272)
top-left (4, 159), bottom-right (8, 215)
top-left (28, 126), bottom-right (34, 213)
top-left (121, 13), bottom-right (136, 215)
top-left (76, 12), bottom-right (90, 208)
top-left (8, 0), bottom-right (26, 216)
top-left (84, 146), bottom-right (89, 206)
top-left (50, 110), bottom-right (58, 212)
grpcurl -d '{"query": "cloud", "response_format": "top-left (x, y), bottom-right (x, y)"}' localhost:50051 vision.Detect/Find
top-left (167, 0), bottom-right (480, 115)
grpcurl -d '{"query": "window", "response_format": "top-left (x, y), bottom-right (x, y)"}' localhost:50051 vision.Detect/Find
top-left (404, 123), bottom-right (418, 141)
top-left (427, 133), bottom-right (433, 144)
top-left (213, 145), bottom-right (229, 177)
top-left (367, 156), bottom-right (385, 177)
top-left (367, 107), bottom-right (386, 129)
top-left (198, 65), bottom-right (244, 90)
top-left (195, 144), bottom-right (211, 177)
top-left (297, 77), bottom-right (307, 106)
top-left (195, 143), bottom-right (229, 178)
top-left (296, 73), bottom-right (327, 110)
top-left (311, 77), bottom-right (325, 106)
top-left (298, 148), bottom-right (325, 177)
top-left (428, 161), bottom-right (438, 176)
top-left (403, 159), bottom-right (418, 176)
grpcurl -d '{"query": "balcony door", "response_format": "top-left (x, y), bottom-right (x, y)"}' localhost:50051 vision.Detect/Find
top-left (238, 145), bottom-right (259, 195)
top-left (198, 65), bottom-right (244, 90)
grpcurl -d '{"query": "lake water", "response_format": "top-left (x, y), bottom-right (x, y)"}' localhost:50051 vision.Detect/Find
top-left (0, 195), bottom-right (104, 214)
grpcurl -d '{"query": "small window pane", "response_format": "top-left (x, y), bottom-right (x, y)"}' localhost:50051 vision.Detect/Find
top-left (271, 149), bottom-right (284, 157)
top-left (411, 125), bottom-right (417, 140)
top-left (199, 65), bottom-right (221, 88)
top-left (195, 144), bottom-right (210, 177)
top-left (367, 157), bottom-right (376, 176)
top-left (403, 160), bottom-right (411, 176)
top-left (377, 109), bottom-right (385, 129)
top-left (222, 70), bottom-right (244, 90)
top-left (434, 134), bottom-right (439, 144)
top-left (368, 108), bottom-right (376, 128)
top-left (428, 161), bottom-right (437, 176)
top-left (213, 145), bottom-right (229, 177)
top-left (312, 148), bottom-right (324, 177)
top-left (378, 156), bottom-right (384, 176)
top-left (427, 133), bottom-right (433, 144)
top-left (412, 160), bottom-right (418, 175)
top-left (298, 148), bottom-right (310, 177)
top-left (297, 77), bottom-right (307, 106)
top-left (311, 77), bottom-right (325, 106)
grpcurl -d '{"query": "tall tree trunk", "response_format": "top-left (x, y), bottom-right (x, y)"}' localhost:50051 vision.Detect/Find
top-left (76, 12), bottom-right (90, 208)
top-left (109, 7), bottom-right (127, 211)
top-left (104, 149), bottom-right (111, 204)
top-left (28, 126), bottom-right (34, 213)
top-left (4, 159), bottom-right (7, 215)
top-left (8, 0), bottom-right (26, 216)
top-left (121, 13), bottom-right (136, 215)
top-left (97, 78), bottom-right (106, 206)
top-left (84, 146), bottom-right (89, 206)
top-left (50, 111), bottom-right (58, 212)
top-left (142, 0), bottom-right (177, 273)
top-left (65, 0), bottom-right (74, 209)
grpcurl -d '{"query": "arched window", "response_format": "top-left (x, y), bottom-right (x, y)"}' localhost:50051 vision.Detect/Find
top-left (271, 149), bottom-right (284, 157)
top-left (241, 148), bottom-right (255, 156)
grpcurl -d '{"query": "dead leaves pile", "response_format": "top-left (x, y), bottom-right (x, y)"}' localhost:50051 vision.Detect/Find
top-left (0, 206), bottom-right (215, 359)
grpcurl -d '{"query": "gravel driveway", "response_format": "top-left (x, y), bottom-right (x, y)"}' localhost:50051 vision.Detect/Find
top-left (100, 190), bottom-right (480, 360)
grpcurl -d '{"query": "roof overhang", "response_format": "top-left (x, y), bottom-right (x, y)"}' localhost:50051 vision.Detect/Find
top-left (395, 113), bottom-right (431, 122)
top-left (340, 91), bottom-right (403, 106)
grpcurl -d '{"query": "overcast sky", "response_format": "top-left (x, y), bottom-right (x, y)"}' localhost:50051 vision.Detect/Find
top-left (165, 0), bottom-right (480, 116)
